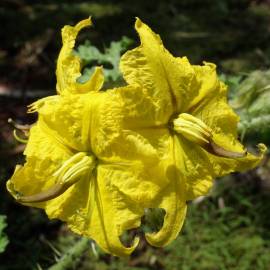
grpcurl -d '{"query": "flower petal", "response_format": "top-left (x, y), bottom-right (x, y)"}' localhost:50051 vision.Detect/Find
top-left (35, 92), bottom-right (107, 152)
top-left (56, 18), bottom-right (104, 95)
top-left (6, 122), bottom-right (72, 209)
top-left (185, 62), bottom-right (219, 112)
top-left (176, 135), bottom-right (266, 201)
top-left (91, 86), bottom-right (171, 159)
top-left (74, 165), bottom-right (143, 256)
top-left (120, 18), bottom-right (196, 120)
top-left (115, 84), bottom-right (168, 128)
top-left (76, 66), bottom-right (104, 93)
top-left (93, 112), bottom-right (173, 203)
top-left (188, 73), bottom-right (266, 170)
top-left (145, 172), bottom-right (187, 247)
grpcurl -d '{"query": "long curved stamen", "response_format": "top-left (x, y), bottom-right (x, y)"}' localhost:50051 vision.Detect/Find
top-left (173, 113), bottom-right (246, 158)
top-left (13, 130), bottom-right (28, 144)
top-left (13, 153), bottom-right (96, 203)
top-left (27, 96), bottom-right (59, 113)
top-left (8, 118), bottom-right (31, 131)
top-left (8, 118), bottom-right (31, 143)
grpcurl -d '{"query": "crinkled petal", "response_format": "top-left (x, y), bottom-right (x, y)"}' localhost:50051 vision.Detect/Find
top-left (91, 85), bottom-right (169, 158)
top-left (186, 64), bottom-right (245, 154)
top-left (76, 66), bottom-right (104, 93)
top-left (56, 18), bottom-right (104, 95)
top-left (176, 135), bottom-right (266, 201)
top-left (120, 18), bottom-right (197, 121)
top-left (93, 102), bottom-right (173, 203)
top-left (99, 161), bottom-right (165, 206)
top-left (145, 155), bottom-right (187, 246)
top-left (185, 62), bottom-right (219, 112)
top-left (35, 92), bottom-right (107, 152)
top-left (176, 135), bottom-right (220, 200)
top-left (188, 75), bottom-right (266, 172)
top-left (74, 165), bottom-right (143, 256)
top-left (115, 84), bottom-right (168, 128)
top-left (6, 123), bottom-right (72, 209)
top-left (7, 121), bottom-right (142, 256)
top-left (6, 123), bottom-right (95, 221)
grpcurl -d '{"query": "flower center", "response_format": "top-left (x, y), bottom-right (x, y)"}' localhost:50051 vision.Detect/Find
top-left (173, 113), bottom-right (247, 158)
top-left (13, 152), bottom-right (96, 203)
top-left (173, 113), bottom-right (212, 147)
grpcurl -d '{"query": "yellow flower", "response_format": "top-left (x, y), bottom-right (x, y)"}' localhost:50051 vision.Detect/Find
top-left (7, 18), bottom-right (266, 257)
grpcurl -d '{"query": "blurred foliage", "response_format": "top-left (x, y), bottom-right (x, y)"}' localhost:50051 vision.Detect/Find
top-left (76, 36), bottom-right (133, 85)
top-left (41, 174), bottom-right (270, 270)
top-left (164, 174), bottom-right (270, 270)
top-left (0, 215), bottom-right (9, 254)
top-left (229, 70), bottom-right (270, 143)
top-left (1, 0), bottom-right (270, 89)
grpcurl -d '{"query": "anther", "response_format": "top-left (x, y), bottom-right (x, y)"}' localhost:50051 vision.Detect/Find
top-left (11, 153), bottom-right (96, 203)
top-left (173, 113), bottom-right (246, 159)
top-left (8, 118), bottom-right (31, 131)
top-left (8, 118), bottom-right (30, 143)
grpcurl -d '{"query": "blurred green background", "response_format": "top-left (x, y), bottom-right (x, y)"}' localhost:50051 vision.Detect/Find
top-left (0, 0), bottom-right (270, 269)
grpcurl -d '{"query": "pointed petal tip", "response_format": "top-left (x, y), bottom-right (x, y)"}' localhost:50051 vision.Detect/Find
top-left (202, 61), bottom-right (216, 69)
top-left (96, 65), bottom-right (103, 71)
top-left (120, 235), bottom-right (140, 257)
top-left (75, 17), bottom-right (92, 32)
top-left (257, 143), bottom-right (267, 155)
top-left (135, 17), bottom-right (143, 28)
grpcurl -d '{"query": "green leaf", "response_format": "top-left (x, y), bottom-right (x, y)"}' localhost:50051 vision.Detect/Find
top-left (228, 70), bottom-right (270, 141)
top-left (75, 36), bottom-right (133, 84)
top-left (0, 215), bottom-right (9, 253)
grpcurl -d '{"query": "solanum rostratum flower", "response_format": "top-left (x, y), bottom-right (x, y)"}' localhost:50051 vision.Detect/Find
top-left (7, 18), bottom-right (266, 256)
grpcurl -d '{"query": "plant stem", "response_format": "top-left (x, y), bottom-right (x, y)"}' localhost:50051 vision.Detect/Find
top-left (48, 238), bottom-right (90, 270)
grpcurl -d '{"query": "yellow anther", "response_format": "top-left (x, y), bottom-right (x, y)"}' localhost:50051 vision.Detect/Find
top-left (174, 113), bottom-right (246, 158)
top-left (53, 152), bottom-right (86, 178)
top-left (60, 156), bottom-right (95, 185)
top-left (173, 113), bottom-right (212, 147)
top-left (179, 113), bottom-right (212, 134)
top-left (13, 152), bottom-right (96, 203)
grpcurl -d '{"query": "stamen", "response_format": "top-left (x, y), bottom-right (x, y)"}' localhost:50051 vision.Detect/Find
top-left (27, 96), bottom-right (59, 113)
top-left (53, 152), bottom-right (86, 177)
top-left (179, 113), bottom-right (212, 133)
top-left (174, 124), bottom-right (210, 145)
top-left (173, 114), bottom-right (212, 147)
top-left (8, 118), bottom-right (31, 131)
top-left (12, 153), bottom-right (96, 203)
top-left (17, 183), bottom-right (68, 203)
top-left (8, 118), bottom-right (30, 143)
top-left (174, 113), bottom-right (247, 159)
top-left (207, 140), bottom-right (247, 158)
top-left (13, 130), bottom-right (28, 144)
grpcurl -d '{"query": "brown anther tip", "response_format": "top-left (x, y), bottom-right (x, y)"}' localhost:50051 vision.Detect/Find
top-left (16, 183), bottom-right (66, 203)
top-left (207, 141), bottom-right (247, 159)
